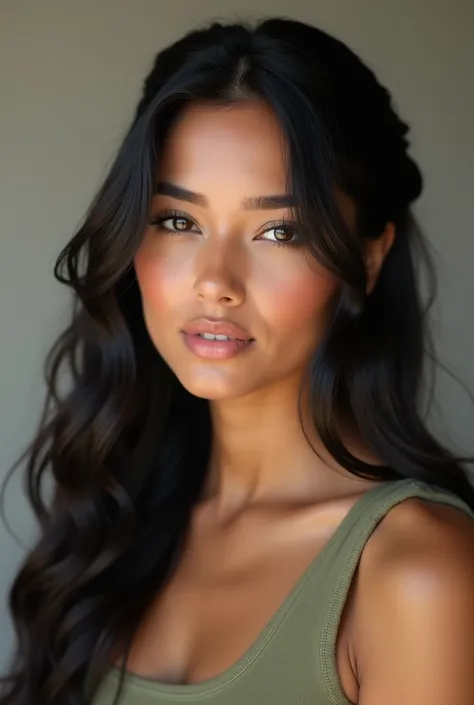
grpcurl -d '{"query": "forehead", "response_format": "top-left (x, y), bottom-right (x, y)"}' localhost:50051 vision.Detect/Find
top-left (157, 101), bottom-right (290, 192)
top-left (155, 100), bottom-right (357, 232)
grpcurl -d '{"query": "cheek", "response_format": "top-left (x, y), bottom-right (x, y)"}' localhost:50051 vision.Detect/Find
top-left (256, 260), bottom-right (339, 335)
top-left (133, 245), bottom-right (189, 318)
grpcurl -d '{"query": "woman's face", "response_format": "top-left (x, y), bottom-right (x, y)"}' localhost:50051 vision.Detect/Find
top-left (134, 100), bottom-right (350, 401)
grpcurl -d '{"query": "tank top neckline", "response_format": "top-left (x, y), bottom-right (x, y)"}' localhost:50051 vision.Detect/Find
top-left (105, 477), bottom-right (413, 698)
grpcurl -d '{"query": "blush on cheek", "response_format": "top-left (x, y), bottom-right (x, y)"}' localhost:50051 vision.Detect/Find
top-left (268, 271), bottom-right (339, 332)
top-left (133, 252), bottom-right (169, 315)
top-left (134, 238), bottom-right (196, 316)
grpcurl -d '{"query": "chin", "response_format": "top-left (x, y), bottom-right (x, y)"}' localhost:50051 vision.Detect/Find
top-left (177, 370), bottom-right (257, 401)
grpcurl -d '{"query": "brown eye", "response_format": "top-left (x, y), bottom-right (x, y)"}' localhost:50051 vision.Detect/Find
top-left (176, 217), bottom-right (189, 230)
top-left (169, 216), bottom-right (192, 231)
top-left (274, 226), bottom-right (293, 242)
top-left (258, 224), bottom-right (299, 245)
top-left (149, 210), bottom-right (200, 233)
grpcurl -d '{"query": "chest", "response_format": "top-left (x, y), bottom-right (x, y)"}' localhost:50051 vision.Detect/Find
top-left (122, 505), bottom-right (358, 694)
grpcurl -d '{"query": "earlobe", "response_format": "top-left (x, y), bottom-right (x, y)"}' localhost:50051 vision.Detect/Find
top-left (365, 221), bottom-right (396, 295)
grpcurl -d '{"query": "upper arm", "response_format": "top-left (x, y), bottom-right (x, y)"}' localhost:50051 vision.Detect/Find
top-left (353, 498), bottom-right (474, 705)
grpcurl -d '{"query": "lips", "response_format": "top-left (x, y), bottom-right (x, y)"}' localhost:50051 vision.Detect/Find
top-left (182, 318), bottom-right (253, 341)
top-left (181, 318), bottom-right (254, 361)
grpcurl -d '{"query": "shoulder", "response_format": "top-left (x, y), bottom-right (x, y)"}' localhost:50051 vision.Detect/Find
top-left (366, 491), bottom-right (474, 567)
top-left (364, 492), bottom-right (474, 582)
top-left (351, 493), bottom-right (474, 705)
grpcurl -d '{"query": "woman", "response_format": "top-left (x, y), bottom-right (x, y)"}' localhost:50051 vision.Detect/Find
top-left (1, 15), bottom-right (474, 705)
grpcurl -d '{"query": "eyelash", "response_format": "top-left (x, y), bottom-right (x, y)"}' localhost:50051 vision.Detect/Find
top-left (148, 208), bottom-right (301, 248)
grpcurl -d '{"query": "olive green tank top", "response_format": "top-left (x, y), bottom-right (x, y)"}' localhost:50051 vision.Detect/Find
top-left (93, 478), bottom-right (474, 705)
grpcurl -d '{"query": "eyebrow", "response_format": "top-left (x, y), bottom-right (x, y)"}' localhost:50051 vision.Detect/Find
top-left (154, 181), bottom-right (296, 210)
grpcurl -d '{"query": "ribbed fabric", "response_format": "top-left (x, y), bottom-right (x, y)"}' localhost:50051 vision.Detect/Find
top-left (92, 478), bottom-right (474, 704)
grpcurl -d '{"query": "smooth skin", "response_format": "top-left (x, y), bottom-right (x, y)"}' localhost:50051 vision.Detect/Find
top-left (129, 100), bottom-right (474, 704)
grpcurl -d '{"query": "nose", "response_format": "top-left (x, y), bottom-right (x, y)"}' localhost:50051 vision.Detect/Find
top-left (192, 238), bottom-right (245, 307)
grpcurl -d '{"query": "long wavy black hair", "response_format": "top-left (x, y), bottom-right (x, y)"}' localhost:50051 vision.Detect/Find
top-left (1, 15), bottom-right (473, 705)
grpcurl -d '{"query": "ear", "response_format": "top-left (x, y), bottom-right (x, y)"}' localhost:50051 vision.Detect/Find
top-left (364, 221), bottom-right (396, 294)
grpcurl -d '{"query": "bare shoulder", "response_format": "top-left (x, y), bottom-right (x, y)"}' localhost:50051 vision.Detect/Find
top-left (351, 492), bottom-right (474, 705)
top-left (365, 492), bottom-right (474, 567)
top-left (370, 490), bottom-right (474, 560)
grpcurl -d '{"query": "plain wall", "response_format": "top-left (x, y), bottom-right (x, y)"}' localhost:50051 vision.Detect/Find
top-left (1, 0), bottom-right (473, 668)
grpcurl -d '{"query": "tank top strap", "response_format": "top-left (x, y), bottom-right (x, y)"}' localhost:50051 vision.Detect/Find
top-left (316, 477), bottom-right (474, 705)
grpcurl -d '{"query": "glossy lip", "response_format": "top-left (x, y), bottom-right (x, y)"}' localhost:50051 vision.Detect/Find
top-left (181, 333), bottom-right (253, 360)
top-left (182, 318), bottom-right (253, 341)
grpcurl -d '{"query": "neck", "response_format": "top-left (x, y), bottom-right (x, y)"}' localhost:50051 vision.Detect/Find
top-left (199, 373), bottom-right (364, 520)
